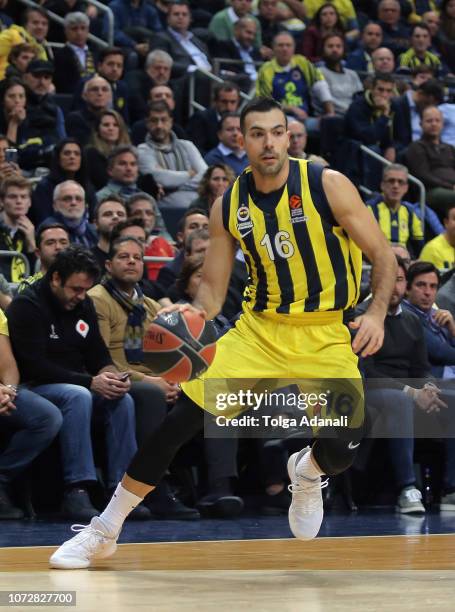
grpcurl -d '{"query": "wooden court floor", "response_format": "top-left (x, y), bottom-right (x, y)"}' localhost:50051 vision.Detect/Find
top-left (1, 535), bottom-right (455, 611)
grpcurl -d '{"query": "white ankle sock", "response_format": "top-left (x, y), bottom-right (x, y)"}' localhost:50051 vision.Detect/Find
top-left (98, 483), bottom-right (143, 537)
top-left (296, 450), bottom-right (324, 480)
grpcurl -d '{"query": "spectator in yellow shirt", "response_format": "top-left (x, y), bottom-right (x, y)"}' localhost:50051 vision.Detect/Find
top-left (420, 204), bottom-right (455, 269)
top-left (0, 8), bottom-right (51, 80)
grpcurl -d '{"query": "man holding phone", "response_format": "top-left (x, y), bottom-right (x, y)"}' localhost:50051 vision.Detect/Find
top-left (7, 245), bottom-right (151, 521)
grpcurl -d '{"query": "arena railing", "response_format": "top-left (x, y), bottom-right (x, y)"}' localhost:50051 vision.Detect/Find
top-left (187, 67), bottom-right (253, 116)
top-left (0, 250), bottom-right (30, 278)
top-left (359, 144), bottom-right (426, 221)
top-left (143, 256), bottom-right (173, 263)
top-left (15, 0), bottom-right (113, 48)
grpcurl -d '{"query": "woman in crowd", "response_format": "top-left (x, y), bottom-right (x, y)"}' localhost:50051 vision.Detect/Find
top-left (85, 109), bottom-right (131, 190)
top-left (298, 4), bottom-right (345, 62)
top-left (189, 164), bottom-right (235, 216)
top-left (0, 79), bottom-right (28, 148)
top-left (31, 138), bottom-right (96, 225)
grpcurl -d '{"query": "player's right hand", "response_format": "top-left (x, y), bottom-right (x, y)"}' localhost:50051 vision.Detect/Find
top-left (349, 312), bottom-right (384, 357)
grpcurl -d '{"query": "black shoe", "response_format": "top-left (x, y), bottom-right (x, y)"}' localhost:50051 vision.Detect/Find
top-left (0, 484), bottom-right (24, 520)
top-left (61, 488), bottom-right (98, 522)
top-left (196, 493), bottom-right (244, 518)
top-left (147, 493), bottom-right (200, 520)
top-left (260, 489), bottom-right (291, 516)
top-left (127, 503), bottom-right (152, 521)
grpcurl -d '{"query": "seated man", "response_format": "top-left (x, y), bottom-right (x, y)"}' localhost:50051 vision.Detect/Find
top-left (53, 12), bottom-right (96, 94)
top-left (204, 113), bottom-right (248, 177)
top-left (126, 193), bottom-right (175, 280)
top-left (156, 208), bottom-right (209, 291)
top-left (346, 22), bottom-right (383, 73)
top-left (131, 84), bottom-right (187, 145)
top-left (371, 47), bottom-right (395, 74)
top-left (19, 223), bottom-right (70, 290)
top-left (256, 31), bottom-right (334, 126)
top-left (91, 197), bottom-right (127, 272)
top-left (366, 164), bottom-right (424, 257)
top-left (398, 24), bottom-right (442, 76)
top-left (359, 256), bottom-right (455, 513)
top-left (345, 72), bottom-right (397, 162)
top-left (40, 181), bottom-right (98, 248)
top-left (137, 101), bottom-right (207, 208)
top-left (0, 307), bottom-right (62, 519)
top-left (186, 81), bottom-right (241, 155)
top-left (0, 176), bottom-right (36, 283)
top-left (208, 0), bottom-right (262, 47)
top-left (377, 0), bottom-right (410, 57)
top-left (7, 246), bottom-right (149, 521)
top-left (420, 204), bottom-right (455, 270)
top-left (287, 120), bottom-right (328, 165)
top-left (405, 106), bottom-right (455, 218)
top-left (103, 0), bottom-right (162, 53)
top-left (66, 76), bottom-right (112, 147)
top-left (88, 236), bottom-right (199, 520)
top-left (316, 34), bottom-right (363, 116)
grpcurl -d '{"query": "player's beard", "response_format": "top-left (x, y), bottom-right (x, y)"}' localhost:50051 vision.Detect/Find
top-left (253, 150), bottom-right (288, 176)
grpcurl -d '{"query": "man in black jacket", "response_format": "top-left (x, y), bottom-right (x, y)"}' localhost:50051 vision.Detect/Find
top-left (186, 81), bottom-right (241, 154)
top-left (358, 256), bottom-right (455, 513)
top-left (7, 246), bottom-right (149, 521)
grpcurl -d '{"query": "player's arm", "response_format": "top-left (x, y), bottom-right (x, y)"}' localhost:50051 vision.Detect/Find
top-left (323, 169), bottom-right (397, 357)
top-left (192, 196), bottom-right (237, 319)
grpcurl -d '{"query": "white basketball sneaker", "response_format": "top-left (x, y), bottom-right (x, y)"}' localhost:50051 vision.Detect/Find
top-left (49, 517), bottom-right (118, 569)
top-left (287, 446), bottom-right (328, 541)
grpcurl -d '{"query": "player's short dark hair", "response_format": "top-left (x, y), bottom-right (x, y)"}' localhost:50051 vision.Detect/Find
top-left (108, 236), bottom-right (144, 259)
top-left (406, 260), bottom-right (440, 289)
top-left (111, 218), bottom-right (146, 243)
top-left (240, 97), bottom-right (287, 134)
top-left (94, 195), bottom-right (126, 220)
top-left (36, 223), bottom-right (69, 249)
top-left (372, 72), bottom-right (395, 87)
top-left (46, 245), bottom-right (100, 284)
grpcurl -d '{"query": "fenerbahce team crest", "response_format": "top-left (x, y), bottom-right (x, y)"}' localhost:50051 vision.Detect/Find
top-left (237, 206), bottom-right (254, 238)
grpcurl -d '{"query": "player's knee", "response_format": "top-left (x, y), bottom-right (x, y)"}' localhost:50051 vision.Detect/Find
top-left (312, 434), bottom-right (361, 476)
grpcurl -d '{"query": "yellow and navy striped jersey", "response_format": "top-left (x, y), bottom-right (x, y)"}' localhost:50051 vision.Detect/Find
top-left (256, 56), bottom-right (324, 113)
top-left (367, 200), bottom-right (424, 248)
top-left (17, 270), bottom-right (43, 292)
top-left (222, 158), bottom-right (362, 317)
top-left (399, 49), bottom-right (441, 73)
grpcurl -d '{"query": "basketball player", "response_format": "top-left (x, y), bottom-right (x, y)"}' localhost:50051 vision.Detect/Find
top-left (50, 98), bottom-right (396, 569)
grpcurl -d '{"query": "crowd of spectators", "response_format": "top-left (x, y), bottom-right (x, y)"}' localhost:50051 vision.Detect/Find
top-left (1, 0), bottom-right (455, 521)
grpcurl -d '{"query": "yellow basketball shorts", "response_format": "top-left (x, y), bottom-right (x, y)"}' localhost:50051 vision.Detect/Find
top-left (181, 309), bottom-right (364, 427)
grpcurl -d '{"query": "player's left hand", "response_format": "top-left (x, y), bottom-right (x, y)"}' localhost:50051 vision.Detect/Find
top-left (349, 313), bottom-right (384, 357)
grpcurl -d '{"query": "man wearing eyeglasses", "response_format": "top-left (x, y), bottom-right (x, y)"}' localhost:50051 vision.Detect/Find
top-left (366, 164), bottom-right (424, 257)
top-left (40, 180), bottom-right (98, 248)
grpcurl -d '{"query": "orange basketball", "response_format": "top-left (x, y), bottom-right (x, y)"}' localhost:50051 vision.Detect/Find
top-left (142, 310), bottom-right (217, 382)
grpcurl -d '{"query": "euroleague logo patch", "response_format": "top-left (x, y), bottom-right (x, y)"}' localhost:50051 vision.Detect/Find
top-left (289, 195), bottom-right (302, 209)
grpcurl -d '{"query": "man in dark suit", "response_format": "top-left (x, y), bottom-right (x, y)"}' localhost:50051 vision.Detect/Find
top-left (66, 75), bottom-right (112, 146)
top-left (212, 17), bottom-right (262, 92)
top-left (393, 78), bottom-right (444, 152)
top-left (53, 12), bottom-right (96, 94)
top-left (186, 81), bottom-right (241, 154)
top-left (151, 1), bottom-right (211, 76)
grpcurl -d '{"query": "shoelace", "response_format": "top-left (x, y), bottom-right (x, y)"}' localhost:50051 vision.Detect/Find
top-left (69, 524), bottom-right (110, 555)
top-left (288, 478), bottom-right (329, 513)
top-left (404, 489), bottom-right (422, 503)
